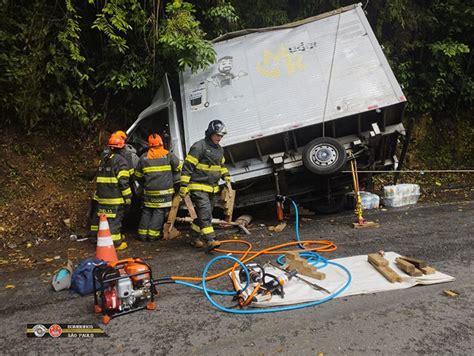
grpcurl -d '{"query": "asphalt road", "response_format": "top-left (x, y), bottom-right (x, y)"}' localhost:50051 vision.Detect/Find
top-left (1, 200), bottom-right (473, 355)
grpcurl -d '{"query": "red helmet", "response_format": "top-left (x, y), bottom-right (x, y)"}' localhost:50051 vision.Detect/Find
top-left (108, 133), bottom-right (125, 148)
top-left (148, 133), bottom-right (163, 148)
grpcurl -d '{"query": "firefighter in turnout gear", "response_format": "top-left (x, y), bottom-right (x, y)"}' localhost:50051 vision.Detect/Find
top-left (90, 132), bottom-right (132, 247)
top-left (180, 120), bottom-right (230, 249)
top-left (135, 134), bottom-right (182, 241)
top-left (100, 130), bottom-right (135, 177)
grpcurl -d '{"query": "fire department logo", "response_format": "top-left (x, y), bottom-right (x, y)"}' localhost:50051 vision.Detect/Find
top-left (32, 324), bottom-right (47, 338)
top-left (49, 324), bottom-right (63, 338)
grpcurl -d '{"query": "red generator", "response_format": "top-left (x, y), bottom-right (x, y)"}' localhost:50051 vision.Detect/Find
top-left (93, 258), bottom-right (157, 324)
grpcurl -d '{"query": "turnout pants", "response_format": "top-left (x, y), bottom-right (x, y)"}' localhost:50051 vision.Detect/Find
top-left (190, 191), bottom-right (216, 241)
top-left (89, 203), bottom-right (125, 246)
top-left (138, 207), bottom-right (167, 241)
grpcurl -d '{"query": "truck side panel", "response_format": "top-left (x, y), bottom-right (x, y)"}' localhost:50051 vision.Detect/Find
top-left (180, 6), bottom-right (405, 150)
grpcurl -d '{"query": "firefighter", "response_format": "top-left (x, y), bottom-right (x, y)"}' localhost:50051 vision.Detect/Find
top-left (100, 130), bottom-right (135, 177)
top-left (179, 120), bottom-right (230, 249)
top-left (90, 132), bottom-right (132, 247)
top-left (89, 130), bottom-right (136, 240)
top-left (134, 133), bottom-right (182, 241)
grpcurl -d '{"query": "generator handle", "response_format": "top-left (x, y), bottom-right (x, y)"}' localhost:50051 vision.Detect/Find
top-left (108, 257), bottom-right (141, 268)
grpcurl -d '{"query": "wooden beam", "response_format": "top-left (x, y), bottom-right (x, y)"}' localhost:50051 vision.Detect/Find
top-left (420, 266), bottom-right (436, 275)
top-left (283, 251), bottom-right (326, 280)
top-left (367, 253), bottom-right (401, 283)
top-left (368, 253), bottom-right (388, 267)
top-left (183, 195), bottom-right (197, 220)
top-left (395, 258), bottom-right (423, 276)
top-left (399, 256), bottom-right (427, 269)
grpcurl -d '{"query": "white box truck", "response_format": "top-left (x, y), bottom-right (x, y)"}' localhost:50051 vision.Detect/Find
top-left (126, 4), bottom-right (408, 213)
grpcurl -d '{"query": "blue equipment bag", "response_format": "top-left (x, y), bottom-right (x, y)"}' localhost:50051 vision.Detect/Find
top-left (71, 258), bottom-right (106, 296)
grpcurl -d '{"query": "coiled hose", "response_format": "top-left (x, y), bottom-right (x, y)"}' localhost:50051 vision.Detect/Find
top-left (169, 198), bottom-right (352, 313)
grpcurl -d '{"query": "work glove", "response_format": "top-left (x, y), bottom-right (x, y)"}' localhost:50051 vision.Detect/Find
top-left (179, 186), bottom-right (189, 199)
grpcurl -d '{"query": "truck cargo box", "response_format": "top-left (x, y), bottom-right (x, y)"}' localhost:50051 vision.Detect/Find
top-left (128, 3), bottom-right (408, 212)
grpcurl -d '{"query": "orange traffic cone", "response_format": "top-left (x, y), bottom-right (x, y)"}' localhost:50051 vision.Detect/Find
top-left (95, 214), bottom-right (118, 262)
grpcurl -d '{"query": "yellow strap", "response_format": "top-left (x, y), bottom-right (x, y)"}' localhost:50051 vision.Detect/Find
top-left (148, 230), bottom-right (161, 237)
top-left (96, 197), bottom-right (124, 205)
top-left (221, 157), bottom-right (225, 164)
top-left (143, 165), bottom-right (172, 173)
top-left (191, 223), bottom-right (201, 233)
top-left (128, 168), bottom-right (135, 175)
top-left (121, 187), bottom-right (132, 196)
top-left (96, 177), bottom-right (118, 184)
top-left (176, 162), bottom-right (183, 171)
top-left (111, 233), bottom-right (121, 241)
top-left (188, 183), bottom-right (219, 193)
top-left (138, 229), bottom-right (148, 235)
top-left (90, 225), bottom-right (99, 231)
top-left (201, 226), bottom-right (215, 235)
top-left (134, 171), bottom-right (144, 178)
top-left (185, 155), bottom-right (199, 165)
top-left (144, 201), bottom-right (172, 208)
top-left (144, 188), bottom-right (174, 196)
top-left (220, 167), bottom-right (229, 174)
top-left (180, 175), bottom-right (190, 183)
top-left (196, 163), bottom-right (222, 172)
top-left (117, 170), bottom-right (130, 179)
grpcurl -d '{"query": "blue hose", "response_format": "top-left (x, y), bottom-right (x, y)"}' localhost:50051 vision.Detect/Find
top-left (276, 199), bottom-right (328, 269)
top-left (177, 198), bottom-right (352, 313)
top-left (201, 256), bottom-right (352, 314)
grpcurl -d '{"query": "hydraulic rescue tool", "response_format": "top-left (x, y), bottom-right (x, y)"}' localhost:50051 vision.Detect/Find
top-left (93, 258), bottom-right (158, 325)
top-left (266, 261), bottom-right (331, 294)
top-left (236, 263), bottom-right (285, 305)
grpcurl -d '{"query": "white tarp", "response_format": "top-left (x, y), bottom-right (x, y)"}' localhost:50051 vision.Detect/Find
top-left (232, 252), bottom-right (455, 307)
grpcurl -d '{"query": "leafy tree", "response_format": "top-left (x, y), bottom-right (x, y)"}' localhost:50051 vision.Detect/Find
top-left (0, 0), bottom-right (472, 132)
top-left (0, 0), bottom-right (235, 131)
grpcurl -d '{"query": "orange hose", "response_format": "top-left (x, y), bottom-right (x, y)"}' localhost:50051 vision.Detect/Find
top-left (171, 239), bottom-right (336, 282)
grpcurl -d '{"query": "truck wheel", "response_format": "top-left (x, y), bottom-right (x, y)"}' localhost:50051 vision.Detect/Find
top-left (303, 137), bottom-right (347, 175)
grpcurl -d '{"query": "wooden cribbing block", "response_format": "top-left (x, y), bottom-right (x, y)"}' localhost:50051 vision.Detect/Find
top-left (420, 266), bottom-right (436, 275)
top-left (220, 184), bottom-right (236, 222)
top-left (183, 195), bottom-right (197, 220)
top-left (395, 257), bottom-right (415, 273)
top-left (399, 256), bottom-right (427, 268)
top-left (367, 254), bottom-right (402, 283)
top-left (283, 252), bottom-right (326, 280)
top-left (163, 193), bottom-right (182, 240)
top-left (368, 260), bottom-right (402, 283)
top-left (395, 257), bottom-right (423, 276)
top-left (368, 253), bottom-right (389, 267)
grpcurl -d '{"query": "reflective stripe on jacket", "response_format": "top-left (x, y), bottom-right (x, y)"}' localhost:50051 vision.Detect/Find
top-left (95, 150), bottom-right (132, 205)
top-left (180, 138), bottom-right (230, 193)
top-left (135, 152), bottom-right (181, 208)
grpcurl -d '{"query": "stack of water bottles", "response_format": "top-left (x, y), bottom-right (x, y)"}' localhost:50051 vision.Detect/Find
top-left (347, 191), bottom-right (380, 210)
top-left (383, 183), bottom-right (421, 208)
top-left (359, 191), bottom-right (380, 210)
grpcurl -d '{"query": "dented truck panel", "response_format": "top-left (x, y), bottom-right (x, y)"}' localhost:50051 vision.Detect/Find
top-left (129, 4), bottom-right (407, 210)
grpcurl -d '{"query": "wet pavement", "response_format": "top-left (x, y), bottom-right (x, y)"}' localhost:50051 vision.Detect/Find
top-left (0, 200), bottom-right (473, 355)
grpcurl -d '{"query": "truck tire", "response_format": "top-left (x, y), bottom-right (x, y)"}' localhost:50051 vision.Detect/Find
top-left (302, 137), bottom-right (347, 175)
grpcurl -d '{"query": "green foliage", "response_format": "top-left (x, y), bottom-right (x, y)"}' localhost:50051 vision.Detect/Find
top-left (0, 0), bottom-right (472, 132)
top-left (158, 1), bottom-right (216, 72)
top-left (367, 0), bottom-right (473, 115)
top-left (0, 0), bottom-right (224, 131)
